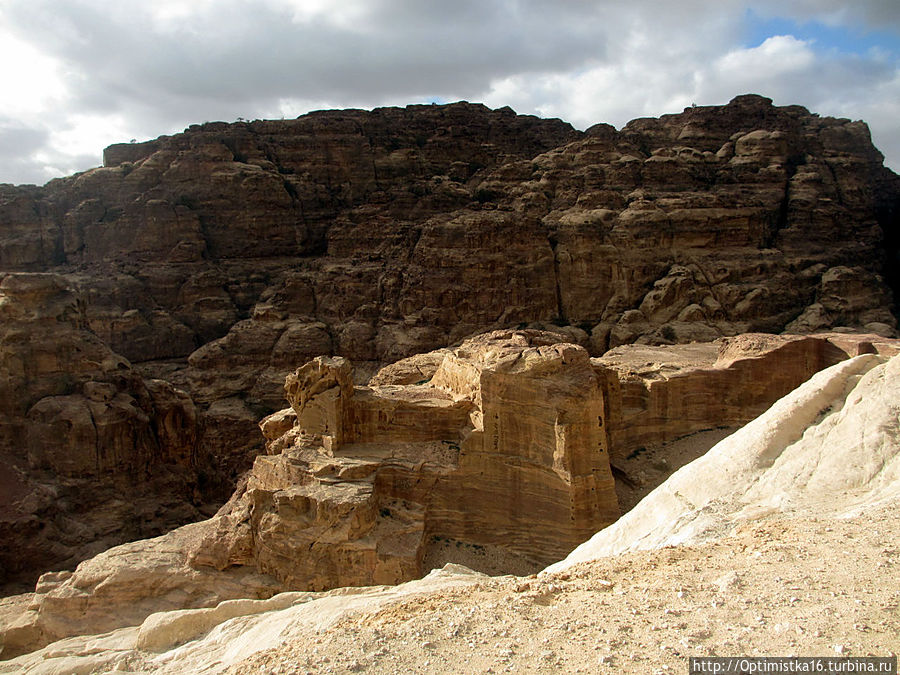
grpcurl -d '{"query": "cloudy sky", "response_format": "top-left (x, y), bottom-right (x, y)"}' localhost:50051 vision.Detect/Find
top-left (0, 0), bottom-right (898, 185)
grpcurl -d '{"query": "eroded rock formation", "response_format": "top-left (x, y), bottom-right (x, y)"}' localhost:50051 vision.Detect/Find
top-left (594, 331), bottom-right (900, 465)
top-left (1, 330), bottom-right (621, 654)
top-left (1, 95), bottom-right (899, 589)
top-left (1, 97), bottom-right (896, 386)
top-left (190, 329), bottom-right (620, 589)
top-left (0, 273), bottom-right (202, 592)
top-left (4, 329), bottom-right (900, 662)
top-left (549, 348), bottom-right (900, 570)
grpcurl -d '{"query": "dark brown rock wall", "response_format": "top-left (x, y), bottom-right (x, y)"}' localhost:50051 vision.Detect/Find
top-left (0, 274), bottom-right (203, 592)
top-left (1, 96), bottom-right (898, 589)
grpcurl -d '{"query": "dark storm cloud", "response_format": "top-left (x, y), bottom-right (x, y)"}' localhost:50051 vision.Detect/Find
top-left (0, 122), bottom-right (54, 186)
top-left (771, 0), bottom-right (900, 28)
top-left (0, 121), bottom-right (48, 156)
top-left (4, 0), bottom-right (608, 114)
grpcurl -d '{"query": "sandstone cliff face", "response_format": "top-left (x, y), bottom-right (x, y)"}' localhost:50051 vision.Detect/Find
top-left (550, 348), bottom-right (900, 570)
top-left (5, 330), bottom-right (900, 662)
top-left (190, 329), bottom-right (619, 589)
top-left (594, 332), bottom-right (900, 465)
top-left (1, 96), bottom-right (899, 588)
top-left (1, 97), bottom-right (895, 379)
top-left (0, 273), bottom-right (204, 592)
top-left (1, 330), bottom-right (620, 653)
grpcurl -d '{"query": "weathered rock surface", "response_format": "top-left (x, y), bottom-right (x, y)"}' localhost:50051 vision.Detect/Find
top-left (0, 523), bottom-right (282, 660)
top-left (548, 348), bottom-right (900, 570)
top-left (593, 331), bottom-right (900, 466)
top-left (1, 96), bottom-right (896, 388)
top-left (190, 329), bottom-right (619, 589)
top-left (1, 330), bottom-right (618, 654)
top-left (4, 345), bottom-right (900, 673)
top-left (0, 564), bottom-right (485, 672)
top-left (7, 329), bottom-right (900, 660)
top-left (0, 273), bottom-right (203, 593)
top-left (1, 96), bottom-right (899, 589)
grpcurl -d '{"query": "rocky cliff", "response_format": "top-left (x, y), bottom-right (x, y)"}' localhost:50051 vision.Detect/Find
top-left (2, 96), bottom-right (897, 374)
top-left (2, 331), bottom-right (898, 665)
top-left (0, 274), bottom-right (202, 591)
top-left (549, 347), bottom-right (900, 569)
top-left (1, 95), bottom-right (899, 590)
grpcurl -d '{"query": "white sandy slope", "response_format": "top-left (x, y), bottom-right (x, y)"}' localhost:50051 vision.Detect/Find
top-left (0, 565), bottom-right (488, 674)
top-left (3, 353), bottom-right (898, 674)
top-left (547, 352), bottom-right (900, 572)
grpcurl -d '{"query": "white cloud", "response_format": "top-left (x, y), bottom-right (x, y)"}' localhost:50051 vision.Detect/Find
top-left (147, 0), bottom-right (220, 24)
top-left (715, 35), bottom-right (816, 77)
top-left (52, 113), bottom-right (131, 158)
top-left (483, 28), bottom-right (900, 172)
top-left (0, 22), bottom-right (67, 118)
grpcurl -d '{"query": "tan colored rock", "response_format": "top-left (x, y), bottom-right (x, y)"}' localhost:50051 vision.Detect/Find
top-left (593, 332), bottom-right (899, 465)
top-left (2, 97), bottom-right (893, 381)
top-left (0, 523), bottom-right (282, 658)
top-left (0, 329), bottom-right (614, 653)
top-left (186, 330), bottom-right (618, 589)
top-left (368, 349), bottom-right (451, 385)
top-left (428, 331), bottom-right (619, 563)
top-left (284, 356), bottom-right (354, 446)
top-left (551, 350), bottom-right (900, 569)
top-left (2, 564), bottom-right (486, 671)
top-left (259, 408), bottom-right (297, 442)
top-left (7, 329), bottom-right (900, 660)
top-left (7, 346), bottom-right (900, 671)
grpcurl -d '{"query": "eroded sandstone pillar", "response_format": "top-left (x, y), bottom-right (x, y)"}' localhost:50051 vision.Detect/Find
top-left (428, 331), bottom-right (619, 564)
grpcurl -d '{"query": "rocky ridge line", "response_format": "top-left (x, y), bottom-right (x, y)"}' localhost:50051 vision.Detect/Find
top-left (1, 329), bottom-right (897, 659)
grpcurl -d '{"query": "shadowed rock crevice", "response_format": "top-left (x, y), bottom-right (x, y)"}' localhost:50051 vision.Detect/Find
top-left (875, 175), bottom-right (900, 322)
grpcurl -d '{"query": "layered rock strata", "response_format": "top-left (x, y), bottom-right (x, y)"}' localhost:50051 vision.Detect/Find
top-left (1, 96), bottom-right (896, 397)
top-left (0, 274), bottom-right (202, 592)
top-left (190, 329), bottom-right (620, 587)
top-left (550, 348), bottom-right (900, 569)
top-left (5, 343), bottom-right (900, 673)
top-left (1, 95), bottom-right (899, 588)
top-left (1, 330), bottom-right (620, 654)
top-left (594, 331), bottom-right (900, 464)
top-left (4, 330), bottom-right (900, 661)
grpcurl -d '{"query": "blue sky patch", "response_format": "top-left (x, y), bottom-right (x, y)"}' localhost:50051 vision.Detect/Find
top-left (744, 10), bottom-right (900, 56)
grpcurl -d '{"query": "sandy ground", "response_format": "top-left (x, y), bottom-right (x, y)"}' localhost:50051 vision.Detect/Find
top-left (226, 500), bottom-right (900, 674)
